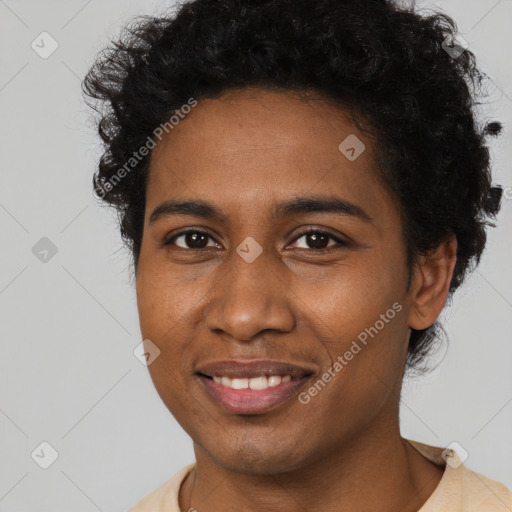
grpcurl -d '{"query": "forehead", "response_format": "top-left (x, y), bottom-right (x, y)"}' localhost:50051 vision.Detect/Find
top-left (146, 87), bottom-right (396, 223)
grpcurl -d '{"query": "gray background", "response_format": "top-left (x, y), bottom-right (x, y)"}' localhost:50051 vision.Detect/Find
top-left (0, 0), bottom-right (511, 510)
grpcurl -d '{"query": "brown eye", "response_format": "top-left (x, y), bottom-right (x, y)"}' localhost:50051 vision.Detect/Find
top-left (290, 229), bottom-right (347, 250)
top-left (165, 230), bottom-right (218, 249)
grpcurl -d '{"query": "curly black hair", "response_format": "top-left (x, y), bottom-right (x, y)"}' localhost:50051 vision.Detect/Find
top-left (82, 0), bottom-right (503, 374)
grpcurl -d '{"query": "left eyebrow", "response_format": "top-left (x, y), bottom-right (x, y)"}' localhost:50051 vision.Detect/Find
top-left (148, 195), bottom-right (372, 225)
top-left (273, 195), bottom-right (372, 222)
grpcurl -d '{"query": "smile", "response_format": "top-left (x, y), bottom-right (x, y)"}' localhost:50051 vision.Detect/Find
top-left (195, 359), bottom-right (314, 414)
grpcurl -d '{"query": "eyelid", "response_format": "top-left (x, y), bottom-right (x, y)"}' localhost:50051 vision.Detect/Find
top-left (289, 227), bottom-right (348, 249)
top-left (164, 227), bottom-right (220, 248)
top-left (164, 226), bottom-right (349, 250)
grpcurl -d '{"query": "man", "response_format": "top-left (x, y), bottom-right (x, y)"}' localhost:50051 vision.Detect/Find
top-left (83, 0), bottom-right (511, 510)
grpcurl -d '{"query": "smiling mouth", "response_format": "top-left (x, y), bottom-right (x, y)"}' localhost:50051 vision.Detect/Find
top-left (194, 360), bottom-right (315, 414)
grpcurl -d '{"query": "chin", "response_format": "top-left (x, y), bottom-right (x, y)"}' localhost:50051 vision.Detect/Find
top-left (200, 436), bottom-right (310, 476)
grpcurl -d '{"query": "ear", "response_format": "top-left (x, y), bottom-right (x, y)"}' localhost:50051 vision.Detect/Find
top-left (408, 235), bottom-right (457, 330)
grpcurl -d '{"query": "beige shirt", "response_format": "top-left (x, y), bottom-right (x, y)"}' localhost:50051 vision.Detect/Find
top-left (128, 439), bottom-right (512, 511)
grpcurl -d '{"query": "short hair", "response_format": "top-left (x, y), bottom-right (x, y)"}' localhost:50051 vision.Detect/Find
top-left (82, 0), bottom-right (503, 374)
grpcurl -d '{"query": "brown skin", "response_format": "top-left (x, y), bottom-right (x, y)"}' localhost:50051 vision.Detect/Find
top-left (136, 87), bottom-right (457, 512)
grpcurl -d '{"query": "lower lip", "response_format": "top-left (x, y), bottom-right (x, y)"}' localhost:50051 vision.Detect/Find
top-left (197, 375), bottom-right (310, 414)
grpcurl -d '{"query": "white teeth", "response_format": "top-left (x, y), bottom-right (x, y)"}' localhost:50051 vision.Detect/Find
top-left (249, 376), bottom-right (268, 390)
top-left (211, 375), bottom-right (293, 390)
top-left (268, 375), bottom-right (282, 387)
top-left (231, 378), bottom-right (249, 389)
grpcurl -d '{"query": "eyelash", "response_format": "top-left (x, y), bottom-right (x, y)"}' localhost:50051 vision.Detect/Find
top-left (163, 227), bottom-right (348, 252)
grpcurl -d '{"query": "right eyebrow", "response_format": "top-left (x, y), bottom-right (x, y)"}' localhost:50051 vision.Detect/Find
top-left (149, 199), bottom-right (228, 225)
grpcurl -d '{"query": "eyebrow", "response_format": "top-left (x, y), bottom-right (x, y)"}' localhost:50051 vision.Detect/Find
top-left (149, 195), bottom-right (372, 225)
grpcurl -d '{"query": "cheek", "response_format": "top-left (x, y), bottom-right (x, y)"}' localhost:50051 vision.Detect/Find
top-left (293, 249), bottom-right (407, 345)
top-left (292, 254), bottom-right (409, 409)
top-left (136, 288), bottom-right (198, 430)
top-left (137, 282), bottom-right (194, 364)
top-left (136, 256), bottom-right (206, 340)
top-left (297, 303), bottom-right (408, 442)
top-left (136, 265), bottom-right (201, 408)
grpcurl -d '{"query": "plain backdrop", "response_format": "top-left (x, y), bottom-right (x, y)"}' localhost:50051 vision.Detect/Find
top-left (0, 0), bottom-right (511, 510)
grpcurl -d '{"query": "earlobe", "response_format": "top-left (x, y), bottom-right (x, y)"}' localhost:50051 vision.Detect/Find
top-left (408, 235), bottom-right (458, 331)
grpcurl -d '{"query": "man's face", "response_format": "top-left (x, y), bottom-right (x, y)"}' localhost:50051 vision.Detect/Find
top-left (136, 87), bottom-right (414, 474)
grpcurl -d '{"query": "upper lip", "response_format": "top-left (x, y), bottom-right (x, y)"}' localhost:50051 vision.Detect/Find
top-left (195, 359), bottom-right (315, 379)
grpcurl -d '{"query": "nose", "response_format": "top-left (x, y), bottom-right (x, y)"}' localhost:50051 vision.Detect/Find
top-left (205, 249), bottom-right (295, 342)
